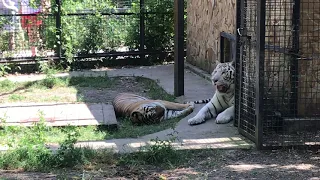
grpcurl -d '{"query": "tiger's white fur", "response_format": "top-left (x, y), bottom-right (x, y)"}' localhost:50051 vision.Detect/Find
top-left (187, 61), bottom-right (235, 125)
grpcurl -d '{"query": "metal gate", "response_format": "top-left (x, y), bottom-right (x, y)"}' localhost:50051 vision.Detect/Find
top-left (236, 0), bottom-right (320, 149)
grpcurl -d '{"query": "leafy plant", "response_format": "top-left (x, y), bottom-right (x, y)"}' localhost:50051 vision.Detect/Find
top-left (0, 111), bottom-right (52, 170)
top-left (49, 125), bottom-right (90, 168)
top-left (37, 61), bottom-right (66, 88)
top-left (126, 0), bottom-right (175, 64)
top-left (119, 135), bottom-right (182, 167)
top-left (0, 64), bottom-right (11, 77)
top-left (42, 0), bottom-right (119, 65)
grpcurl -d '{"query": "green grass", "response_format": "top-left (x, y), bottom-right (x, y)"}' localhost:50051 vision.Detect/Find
top-left (0, 108), bottom-right (221, 174)
top-left (0, 75), bottom-right (182, 144)
top-left (8, 94), bottom-right (26, 101)
top-left (0, 118), bottom-right (180, 144)
top-left (0, 76), bottom-right (116, 103)
top-left (0, 118), bottom-right (222, 171)
top-left (0, 76), bottom-right (115, 93)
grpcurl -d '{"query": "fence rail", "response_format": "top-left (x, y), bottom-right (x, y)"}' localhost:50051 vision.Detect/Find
top-left (0, 0), bottom-right (179, 70)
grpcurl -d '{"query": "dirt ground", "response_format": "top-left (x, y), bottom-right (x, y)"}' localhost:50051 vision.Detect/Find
top-left (77, 76), bottom-right (151, 103)
top-left (0, 149), bottom-right (319, 180)
top-left (0, 76), bottom-right (151, 104)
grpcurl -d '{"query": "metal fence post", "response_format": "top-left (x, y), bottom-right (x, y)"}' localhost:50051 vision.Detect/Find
top-left (55, 0), bottom-right (62, 60)
top-left (235, 0), bottom-right (245, 128)
top-left (256, 0), bottom-right (266, 150)
top-left (174, 0), bottom-right (184, 96)
top-left (290, 0), bottom-right (301, 116)
top-left (139, 0), bottom-right (145, 62)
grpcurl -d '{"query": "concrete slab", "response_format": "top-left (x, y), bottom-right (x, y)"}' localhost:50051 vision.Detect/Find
top-left (0, 103), bottom-right (118, 127)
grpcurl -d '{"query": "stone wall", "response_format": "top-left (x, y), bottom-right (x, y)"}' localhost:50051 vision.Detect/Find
top-left (186, 0), bottom-right (237, 73)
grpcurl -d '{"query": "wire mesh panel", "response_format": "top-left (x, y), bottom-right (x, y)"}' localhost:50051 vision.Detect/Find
top-left (237, 0), bottom-right (320, 149)
top-left (263, 0), bottom-right (320, 148)
top-left (263, 0), bottom-right (296, 147)
top-left (236, 0), bottom-right (258, 143)
top-left (0, 0), bottom-right (53, 61)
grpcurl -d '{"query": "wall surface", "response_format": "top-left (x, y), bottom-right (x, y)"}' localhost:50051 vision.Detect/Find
top-left (186, 0), bottom-right (237, 73)
top-left (297, 0), bottom-right (320, 116)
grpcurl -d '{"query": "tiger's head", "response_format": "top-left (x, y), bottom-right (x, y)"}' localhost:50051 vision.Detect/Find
top-left (211, 61), bottom-right (235, 94)
top-left (130, 103), bottom-right (165, 125)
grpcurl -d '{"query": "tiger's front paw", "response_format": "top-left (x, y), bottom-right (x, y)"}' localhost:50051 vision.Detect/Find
top-left (188, 117), bottom-right (205, 125)
top-left (216, 112), bottom-right (233, 124)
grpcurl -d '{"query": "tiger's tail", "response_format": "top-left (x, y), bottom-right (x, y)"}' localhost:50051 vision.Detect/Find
top-left (185, 98), bottom-right (211, 104)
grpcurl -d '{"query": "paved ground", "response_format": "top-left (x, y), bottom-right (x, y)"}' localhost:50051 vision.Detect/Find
top-left (0, 103), bottom-right (117, 127)
top-left (0, 63), bottom-right (254, 152)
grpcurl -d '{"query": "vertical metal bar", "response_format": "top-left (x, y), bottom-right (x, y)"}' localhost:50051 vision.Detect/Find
top-left (174, 0), bottom-right (184, 96)
top-left (290, 0), bottom-right (301, 116)
top-left (255, 0), bottom-right (266, 150)
top-left (55, 0), bottom-right (62, 60)
top-left (230, 40), bottom-right (236, 63)
top-left (235, 0), bottom-right (245, 128)
top-left (220, 36), bottom-right (225, 62)
top-left (139, 0), bottom-right (145, 62)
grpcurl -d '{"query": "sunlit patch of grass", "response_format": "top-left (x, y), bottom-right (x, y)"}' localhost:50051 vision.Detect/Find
top-left (0, 76), bottom-right (115, 103)
top-left (44, 126), bottom-right (109, 143)
top-left (8, 94), bottom-right (26, 101)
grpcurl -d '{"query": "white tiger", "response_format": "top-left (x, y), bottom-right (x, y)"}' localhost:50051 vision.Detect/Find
top-left (187, 61), bottom-right (235, 125)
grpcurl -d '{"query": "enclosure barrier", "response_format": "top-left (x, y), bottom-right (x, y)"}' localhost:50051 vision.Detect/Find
top-left (0, 0), bottom-right (177, 69)
top-left (236, 0), bottom-right (320, 149)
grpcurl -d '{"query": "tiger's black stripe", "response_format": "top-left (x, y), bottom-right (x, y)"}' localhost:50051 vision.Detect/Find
top-left (207, 107), bottom-right (214, 118)
top-left (216, 96), bottom-right (223, 107)
top-left (185, 98), bottom-right (211, 104)
top-left (211, 101), bottom-right (218, 113)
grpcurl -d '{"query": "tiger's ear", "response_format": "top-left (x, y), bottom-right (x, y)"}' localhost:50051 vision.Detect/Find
top-left (154, 105), bottom-right (165, 117)
top-left (130, 111), bottom-right (144, 124)
top-left (215, 60), bottom-right (220, 65)
top-left (230, 60), bottom-right (235, 67)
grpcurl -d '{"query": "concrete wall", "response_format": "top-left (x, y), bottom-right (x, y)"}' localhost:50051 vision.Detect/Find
top-left (186, 0), bottom-right (237, 73)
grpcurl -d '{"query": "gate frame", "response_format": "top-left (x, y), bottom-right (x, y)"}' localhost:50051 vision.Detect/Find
top-left (235, 0), bottom-right (266, 150)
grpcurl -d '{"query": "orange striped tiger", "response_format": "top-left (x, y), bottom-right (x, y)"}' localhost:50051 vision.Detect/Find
top-left (112, 93), bottom-right (195, 125)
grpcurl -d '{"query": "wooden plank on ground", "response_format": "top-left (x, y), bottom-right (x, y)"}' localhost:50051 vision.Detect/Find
top-left (0, 103), bottom-right (118, 128)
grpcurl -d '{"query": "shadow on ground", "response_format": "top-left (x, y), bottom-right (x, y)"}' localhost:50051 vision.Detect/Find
top-left (0, 149), bottom-right (318, 179)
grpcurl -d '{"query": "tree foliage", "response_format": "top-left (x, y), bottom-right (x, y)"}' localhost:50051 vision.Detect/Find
top-left (1, 0), bottom-right (179, 66)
